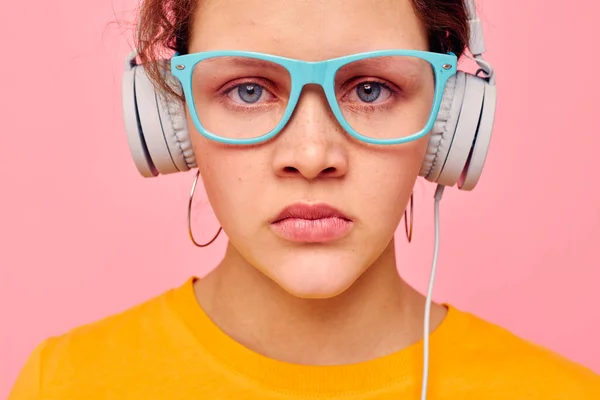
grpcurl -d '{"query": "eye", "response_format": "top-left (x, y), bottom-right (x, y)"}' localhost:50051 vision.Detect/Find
top-left (341, 80), bottom-right (395, 105)
top-left (355, 82), bottom-right (392, 103)
top-left (238, 84), bottom-right (262, 103)
top-left (227, 83), bottom-right (275, 104)
top-left (357, 82), bottom-right (381, 102)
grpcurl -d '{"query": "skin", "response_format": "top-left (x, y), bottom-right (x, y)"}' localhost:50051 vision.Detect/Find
top-left (188, 0), bottom-right (447, 365)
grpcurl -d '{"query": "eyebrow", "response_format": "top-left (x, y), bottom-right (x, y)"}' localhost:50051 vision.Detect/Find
top-left (345, 56), bottom-right (425, 73)
top-left (208, 56), bottom-right (279, 70)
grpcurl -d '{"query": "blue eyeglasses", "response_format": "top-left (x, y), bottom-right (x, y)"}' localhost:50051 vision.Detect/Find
top-left (170, 50), bottom-right (457, 146)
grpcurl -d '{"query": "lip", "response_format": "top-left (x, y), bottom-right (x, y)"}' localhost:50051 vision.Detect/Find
top-left (270, 203), bottom-right (354, 243)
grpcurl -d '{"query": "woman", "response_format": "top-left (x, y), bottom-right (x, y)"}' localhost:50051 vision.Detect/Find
top-left (9, 0), bottom-right (600, 399)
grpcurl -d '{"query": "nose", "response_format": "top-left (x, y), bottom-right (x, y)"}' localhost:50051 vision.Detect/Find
top-left (271, 86), bottom-right (349, 180)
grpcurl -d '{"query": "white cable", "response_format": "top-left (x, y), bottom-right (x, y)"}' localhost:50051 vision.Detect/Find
top-left (420, 184), bottom-right (445, 400)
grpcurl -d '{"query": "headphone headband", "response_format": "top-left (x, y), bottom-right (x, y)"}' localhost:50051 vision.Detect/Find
top-left (463, 0), bottom-right (495, 84)
top-left (465, 0), bottom-right (485, 56)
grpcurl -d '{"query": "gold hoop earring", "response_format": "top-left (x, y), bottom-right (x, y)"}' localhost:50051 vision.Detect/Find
top-left (404, 193), bottom-right (414, 243)
top-left (188, 170), bottom-right (222, 247)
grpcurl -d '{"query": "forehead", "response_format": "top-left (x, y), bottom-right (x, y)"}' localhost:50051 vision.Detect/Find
top-left (189, 0), bottom-right (428, 60)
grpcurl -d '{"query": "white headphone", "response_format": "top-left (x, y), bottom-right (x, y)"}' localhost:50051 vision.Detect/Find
top-left (122, 0), bottom-right (496, 191)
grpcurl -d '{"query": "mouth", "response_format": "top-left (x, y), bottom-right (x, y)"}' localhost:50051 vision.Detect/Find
top-left (270, 203), bottom-right (354, 243)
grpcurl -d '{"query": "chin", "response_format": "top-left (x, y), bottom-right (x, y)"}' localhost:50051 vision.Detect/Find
top-left (266, 251), bottom-right (365, 299)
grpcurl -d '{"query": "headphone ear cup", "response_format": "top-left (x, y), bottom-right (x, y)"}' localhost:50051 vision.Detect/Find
top-left (436, 73), bottom-right (485, 187)
top-left (421, 71), bottom-right (492, 190)
top-left (122, 55), bottom-right (197, 178)
top-left (155, 61), bottom-right (197, 171)
top-left (420, 72), bottom-right (467, 183)
top-left (132, 65), bottom-right (183, 175)
top-left (122, 57), bottom-right (158, 177)
top-left (457, 81), bottom-right (496, 190)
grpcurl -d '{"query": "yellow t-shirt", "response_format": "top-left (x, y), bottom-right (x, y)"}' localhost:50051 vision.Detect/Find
top-left (9, 278), bottom-right (600, 399)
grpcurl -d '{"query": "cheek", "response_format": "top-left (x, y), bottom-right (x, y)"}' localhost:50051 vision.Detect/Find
top-left (190, 133), bottom-right (269, 224)
top-left (355, 137), bottom-right (428, 219)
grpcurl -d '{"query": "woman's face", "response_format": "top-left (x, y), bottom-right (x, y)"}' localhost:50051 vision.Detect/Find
top-left (187, 0), bottom-right (431, 298)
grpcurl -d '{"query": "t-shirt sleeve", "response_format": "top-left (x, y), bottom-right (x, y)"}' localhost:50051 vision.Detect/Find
top-left (8, 340), bottom-right (49, 400)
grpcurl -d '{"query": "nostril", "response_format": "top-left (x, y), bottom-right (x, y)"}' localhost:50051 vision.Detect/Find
top-left (283, 166), bottom-right (298, 174)
top-left (322, 167), bottom-right (336, 175)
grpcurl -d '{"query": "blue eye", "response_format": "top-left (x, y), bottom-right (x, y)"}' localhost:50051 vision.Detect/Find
top-left (223, 81), bottom-right (278, 108)
top-left (238, 84), bottom-right (263, 103)
top-left (356, 82), bottom-right (382, 103)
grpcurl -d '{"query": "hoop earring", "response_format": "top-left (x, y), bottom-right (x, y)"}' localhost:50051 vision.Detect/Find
top-left (188, 170), bottom-right (222, 247)
top-left (404, 193), bottom-right (414, 243)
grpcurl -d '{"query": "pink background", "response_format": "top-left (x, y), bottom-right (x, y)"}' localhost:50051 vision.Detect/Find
top-left (1, 0), bottom-right (599, 397)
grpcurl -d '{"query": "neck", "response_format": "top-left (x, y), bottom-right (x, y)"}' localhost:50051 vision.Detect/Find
top-left (193, 238), bottom-right (446, 365)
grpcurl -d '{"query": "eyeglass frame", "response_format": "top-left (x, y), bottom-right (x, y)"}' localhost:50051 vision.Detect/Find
top-left (170, 49), bottom-right (457, 146)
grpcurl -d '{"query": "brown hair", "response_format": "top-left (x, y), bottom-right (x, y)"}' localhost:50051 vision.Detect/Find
top-left (135, 0), bottom-right (470, 101)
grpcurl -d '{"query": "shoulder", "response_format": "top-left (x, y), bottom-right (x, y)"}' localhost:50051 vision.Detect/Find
top-left (448, 306), bottom-right (600, 397)
top-left (45, 285), bottom-right (179, 355)
top-left (10, 281), bottom-right (193, 398)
